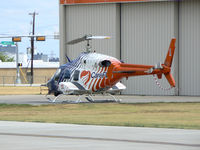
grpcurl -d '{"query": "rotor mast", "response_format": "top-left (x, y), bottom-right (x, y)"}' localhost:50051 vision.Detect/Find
top-left (86, 38), bottom-right (91, 52)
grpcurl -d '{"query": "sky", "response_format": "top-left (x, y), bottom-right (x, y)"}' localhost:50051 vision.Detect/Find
top-left (0, 0), bottom-right (59, 58)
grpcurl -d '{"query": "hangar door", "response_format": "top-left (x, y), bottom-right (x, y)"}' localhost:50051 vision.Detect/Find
top-left (179, 0), bottom-right (200, 96)
top-left (121, 2), bottom-right (178, 95)
top-left (65, 4), bottom-right (120, 60)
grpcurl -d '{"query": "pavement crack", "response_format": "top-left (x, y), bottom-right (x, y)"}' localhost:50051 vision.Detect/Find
top-left (0, 132), bottom-right (200, 148)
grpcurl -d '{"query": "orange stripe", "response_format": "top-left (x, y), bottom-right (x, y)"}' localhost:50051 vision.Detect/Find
top-left (88, 78), bottom-right (94, 90)
top-left (88, 66), bottom-right (100, 91)
top-left (92, 79), bottom-right (98, 92)
top-left (60, 0), bottom-right (154, 4)
top-left (105, 78), bottom-right (109, 86)
top-left (100, 77), bottom-right (106, 88)
top-left (91, 66), bottom-right (102, 91)
top-left (96, 78), bottom-right (102, 90)
top-left (100, 67), bottom-right (108, 88)
top-left (105, 66), bottom-right (112, 87)
top-left (95, 67), bottom-right (104, 90)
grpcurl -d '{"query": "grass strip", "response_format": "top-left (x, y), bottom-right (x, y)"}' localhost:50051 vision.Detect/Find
top-left (0, 103), bottom-right (199, 129)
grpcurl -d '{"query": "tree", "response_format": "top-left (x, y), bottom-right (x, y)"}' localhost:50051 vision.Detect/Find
top-left (0, 52), bottom-right (14, 62)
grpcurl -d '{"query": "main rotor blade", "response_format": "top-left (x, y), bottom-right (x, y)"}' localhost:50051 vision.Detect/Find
top-left (86, 36), bottom-right (111, 40)
top-left (67, 35), bottom-right (111, 45)
top-left (67, 36), bottom-right (86, 45)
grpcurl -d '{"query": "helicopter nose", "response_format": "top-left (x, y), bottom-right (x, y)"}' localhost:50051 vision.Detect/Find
top-left (46, 79), bottom-right (53, 94)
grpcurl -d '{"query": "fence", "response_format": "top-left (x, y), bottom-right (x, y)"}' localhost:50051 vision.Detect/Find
top-left (0, 76), bottom-right (50, 85)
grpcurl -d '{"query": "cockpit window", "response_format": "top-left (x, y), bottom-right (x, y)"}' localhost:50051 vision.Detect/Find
top-left (64, 69), bottom-right (71, 79)
top-left (54, 69), bottom-right (61, 81)
top-left (73, 70), bottom-right (80, 81)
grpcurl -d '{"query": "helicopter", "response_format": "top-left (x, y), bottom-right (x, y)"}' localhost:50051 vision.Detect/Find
top-left (46, 35), bottom-right (176, 103)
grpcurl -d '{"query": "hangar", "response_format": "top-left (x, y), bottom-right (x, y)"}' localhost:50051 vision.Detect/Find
top-left (59, 0), bottom-right (200, 96)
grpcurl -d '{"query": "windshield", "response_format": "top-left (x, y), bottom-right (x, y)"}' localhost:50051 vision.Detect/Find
top-left (64, 69), bottom-right (71, 79)
top-left (51, 69), bottom-right (61, 81)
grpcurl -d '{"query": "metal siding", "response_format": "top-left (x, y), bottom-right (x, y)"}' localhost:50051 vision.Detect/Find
top-left (179, 0), bottom-right (200, 96)
top-left (121, 2), bottom-right (178, 95)
top-left (59, 4), bottom-right (67, 65)
top-left (65, 4), bottom-right (120, 61)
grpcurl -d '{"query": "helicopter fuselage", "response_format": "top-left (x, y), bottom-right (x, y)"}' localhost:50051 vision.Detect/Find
top-left (47, 38), bottom-right (176, 96)
top-left (47, 52), bottom-right (126, 96)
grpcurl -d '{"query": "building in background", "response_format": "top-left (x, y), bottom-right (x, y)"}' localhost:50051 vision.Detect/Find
top-left (0, 41), bottom-right (58, 63)
top-left (49, 57), bottom-right (59, 62)
top-left (34, 53), bottom-right (48, 62)
top-left (0, 42), bottom-right (16, 54)
top-left (59, 0), bottom-right (200, 96)
top-left (0, 41), bottom-right (59, 84)
top-left (0, 61), bottom-right (59, 84)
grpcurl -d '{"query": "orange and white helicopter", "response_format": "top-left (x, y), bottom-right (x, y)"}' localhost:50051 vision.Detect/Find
top-left (46, 35), bottom-right (176, 103)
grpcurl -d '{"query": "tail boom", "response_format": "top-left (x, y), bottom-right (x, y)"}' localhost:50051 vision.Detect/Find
top-left (113, 38), bottom-right (176, 87)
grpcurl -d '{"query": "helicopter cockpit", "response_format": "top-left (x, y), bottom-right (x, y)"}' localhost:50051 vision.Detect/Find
top-left (62, 69), bottom-right (71, 81)
top-left (53, 68), bottom-right (61, 82)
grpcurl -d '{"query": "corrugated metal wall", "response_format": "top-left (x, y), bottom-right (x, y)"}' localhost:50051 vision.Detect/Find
top-left (60, 0), bottom-right (199, 96)
top-left (65, 4), bottom-right (120, 61)
top-left (121, 1), bottom-right (178, 95)
top-left (179, 0), bottom-right (200, 96)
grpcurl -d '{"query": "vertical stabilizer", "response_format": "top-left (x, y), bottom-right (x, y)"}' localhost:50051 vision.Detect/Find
top-left (164, 38), bottom-right (176, 87)
top-left (164, 38), bottom-right (176, 67)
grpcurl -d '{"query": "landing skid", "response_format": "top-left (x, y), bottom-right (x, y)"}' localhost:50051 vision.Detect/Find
top-left (84, 94), bottom-right (121, 103)
top-left (45, 93), bottom-right (121, 104)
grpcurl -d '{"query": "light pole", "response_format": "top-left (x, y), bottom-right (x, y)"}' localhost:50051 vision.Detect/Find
top-left (15, 43), bottom-right (21, 84)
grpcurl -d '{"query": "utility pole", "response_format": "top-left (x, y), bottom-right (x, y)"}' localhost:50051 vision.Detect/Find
top-left (29, 12), bottom-right (38, 84)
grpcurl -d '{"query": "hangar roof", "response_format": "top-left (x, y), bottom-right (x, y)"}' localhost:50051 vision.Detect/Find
top-left (60, 0), bottom-right (167, 5)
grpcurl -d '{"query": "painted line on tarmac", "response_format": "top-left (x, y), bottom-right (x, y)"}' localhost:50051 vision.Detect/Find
top-left (0, 132), bottom-right (200, 148)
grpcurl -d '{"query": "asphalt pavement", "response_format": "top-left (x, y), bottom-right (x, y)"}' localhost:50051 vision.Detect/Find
top-left (0, 121), bottom-right (200, 150)
top-left (0, 95), bottom-right (199, 105)
top-left (0, 96), bottom-right (199, 150)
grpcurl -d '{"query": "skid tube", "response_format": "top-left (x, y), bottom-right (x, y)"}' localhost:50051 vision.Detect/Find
top-left (45, 93), bottom-right (121, 103)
